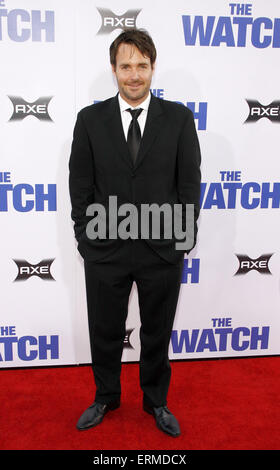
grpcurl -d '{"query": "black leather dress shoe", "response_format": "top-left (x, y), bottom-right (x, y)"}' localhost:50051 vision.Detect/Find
top-left (76, 400), bottom-right (120, 430)
top-left (143, 403), bottom-right (181, 437)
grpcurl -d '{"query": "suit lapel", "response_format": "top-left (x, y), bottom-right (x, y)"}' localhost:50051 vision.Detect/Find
top-left (103, 94), bottom-right (133, 170)
top-left (103, 92), bottom-right (165, 171)
top-left (134, 92), bottom-right (164, 170)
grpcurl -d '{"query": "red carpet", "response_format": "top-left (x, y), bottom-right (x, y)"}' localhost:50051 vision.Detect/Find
top-left (1, 357), bottom-right (280, 450)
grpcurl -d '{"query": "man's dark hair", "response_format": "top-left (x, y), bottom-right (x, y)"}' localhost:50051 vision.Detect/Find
top-left (110, 28), bottom-right (157, 67)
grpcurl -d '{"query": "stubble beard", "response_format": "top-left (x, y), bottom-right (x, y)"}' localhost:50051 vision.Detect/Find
top-left (120, 82), bottom-right (151, 105)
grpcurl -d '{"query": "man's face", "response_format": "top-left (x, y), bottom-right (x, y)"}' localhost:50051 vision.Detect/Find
top-left (112, 43), bottom-right (154, 105)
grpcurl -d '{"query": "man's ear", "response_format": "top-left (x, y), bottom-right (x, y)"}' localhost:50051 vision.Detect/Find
top-left (111, 64), bottom-right (116, 75)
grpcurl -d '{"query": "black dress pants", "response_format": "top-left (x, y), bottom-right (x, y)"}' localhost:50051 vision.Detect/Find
top-left (83, 238), bottom-right (184, 408)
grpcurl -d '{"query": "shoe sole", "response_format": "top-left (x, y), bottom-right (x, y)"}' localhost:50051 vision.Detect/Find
top-left (143, 404), bottom-right (181, 437)
top-left (76, 402), bottom-right (120, 431)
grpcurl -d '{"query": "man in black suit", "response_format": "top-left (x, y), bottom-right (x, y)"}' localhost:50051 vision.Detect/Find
top-left (69, 28), bottom-right (201, 437)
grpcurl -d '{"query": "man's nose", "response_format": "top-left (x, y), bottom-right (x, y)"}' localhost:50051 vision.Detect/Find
top-left (130, 68), bottom-right (140, 80)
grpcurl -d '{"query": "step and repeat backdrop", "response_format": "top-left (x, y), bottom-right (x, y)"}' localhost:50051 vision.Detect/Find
top-left (1, 0), bottom-right (279, 367)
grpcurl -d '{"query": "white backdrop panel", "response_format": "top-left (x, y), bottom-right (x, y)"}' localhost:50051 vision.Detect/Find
top-left (0, 0), bottom-right (279, 367)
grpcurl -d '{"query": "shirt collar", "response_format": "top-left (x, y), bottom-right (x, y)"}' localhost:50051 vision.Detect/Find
top-left (118, 91), bottom-right (151, 113)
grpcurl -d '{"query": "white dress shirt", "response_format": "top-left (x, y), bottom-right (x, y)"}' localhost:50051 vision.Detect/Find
top-left (118, 91), bottom-right (151, 140)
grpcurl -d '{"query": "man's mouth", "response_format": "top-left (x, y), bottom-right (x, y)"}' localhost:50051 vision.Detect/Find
top-left (127, 83), bottom-right (142, 89)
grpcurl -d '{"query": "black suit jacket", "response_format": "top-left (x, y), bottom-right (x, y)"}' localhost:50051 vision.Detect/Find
top-left (68, 91), bottom-right (201, 264)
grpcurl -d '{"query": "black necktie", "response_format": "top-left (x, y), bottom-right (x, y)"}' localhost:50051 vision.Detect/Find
top-left (126, 108), bottom-right (143, 165)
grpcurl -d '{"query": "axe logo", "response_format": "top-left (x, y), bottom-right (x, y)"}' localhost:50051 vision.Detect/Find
top-left (8, 96), bottom-right (53, 121)
top-left (123, 328), bottom-right (134, 349)
top-left (96, 8), bottom-right (141, 35)
top-left (245, 100), bottom-right (280, 123)
top-left (234, 254), bottom-right (273, 275)
top-left (13, 259), bottom-right (55, 281)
